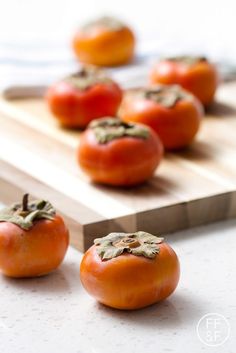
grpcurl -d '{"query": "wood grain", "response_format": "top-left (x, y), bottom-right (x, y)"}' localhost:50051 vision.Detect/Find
top-left (1, 82), bottom-right (236, 251)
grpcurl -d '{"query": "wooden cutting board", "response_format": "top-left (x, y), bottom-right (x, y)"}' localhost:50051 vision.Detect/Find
top-left (1, 82), bottom-right (236, 252)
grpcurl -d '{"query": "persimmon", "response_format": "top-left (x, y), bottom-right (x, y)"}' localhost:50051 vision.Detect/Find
top-left (0, 194), bottom-right (69, 278)
top-left (46, 66), bottom-right (122, 128)
top-left (120, 85), bottom-right (203, 150)
top-left (150, 56), bottom-right (219, 105)
top-left (80, 231), bottom-right (180, 310)
top-left (73, 16), bottom-right (135, 66)
top-left (77, 117), bottom-right (163, 186)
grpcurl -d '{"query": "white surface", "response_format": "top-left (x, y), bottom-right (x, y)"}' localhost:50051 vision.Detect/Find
top-left (0, 220), bottom-right (235, 353)
top-left (1, 0), bottom-right (236, 54)
top-left (1, 0), bottom-right (236, 90)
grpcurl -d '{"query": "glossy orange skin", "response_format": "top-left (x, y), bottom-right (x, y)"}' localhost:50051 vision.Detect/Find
top-left (80, 242), bottom-right (180, 310)
top-left (150, 60), bottom-right (219, 105)
top-left (73, 26), bottom-right (135, 66)
top-left (78, 125), bottom-right (163, 186)
top-left (0, 215), bottom-right (69, 278)
top-left (120, 94), bottom-right (203, 150)
top-left (47, 81), bottom-right (123, 128)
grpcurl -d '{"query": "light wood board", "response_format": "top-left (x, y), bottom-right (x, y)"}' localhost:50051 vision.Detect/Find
top-left (1, 82), bottom-right (236, 251)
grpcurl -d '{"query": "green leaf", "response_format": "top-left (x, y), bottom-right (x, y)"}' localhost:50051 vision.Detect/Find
top-left (97, 246), bottom-right (124, 260)
top-left (94, 232), bottom-right (125, 245)
top-left (0, 196), bottom-right (56, 230)
top-left (131, 243), bottom-right (160, 259)
top-left (65, 67), bottom-right (111, 91)
top-left (94, 231), bottom-right (164, 261)
top-left (89, 118), bottom-right (150, 144)
top-left (134, 231), bottom-right (164, 244)
top-left (144, 85), bottom-right (193, 108)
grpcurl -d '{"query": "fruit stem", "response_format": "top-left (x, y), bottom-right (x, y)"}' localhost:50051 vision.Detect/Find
top-left (114, 237), bottom-right (141, 249)
top-left (22, 193), bottom-right (29, 212)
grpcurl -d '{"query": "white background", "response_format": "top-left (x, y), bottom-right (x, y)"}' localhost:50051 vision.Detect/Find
top-left (1, 0), bottom-right (236, 60)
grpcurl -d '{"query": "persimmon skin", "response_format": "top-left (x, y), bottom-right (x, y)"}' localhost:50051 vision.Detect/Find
top-left (0, 215), bottom-right (69, 278)
top-left (73, 26), bottom-right (135, 67)
top-left (80, 243), bottom-right (180, 310)
top-left (78, 126), bottom-right (163, 186)
top-left (120, 95), bottom-right (203, 150)
top-left (150, 60), bottom-right (219, 105)
top-left (47, 81), bottom-right (122, 129)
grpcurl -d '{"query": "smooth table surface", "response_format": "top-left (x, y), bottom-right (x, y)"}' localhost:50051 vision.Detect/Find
top-left (0, 219), bottom-right (235, 353)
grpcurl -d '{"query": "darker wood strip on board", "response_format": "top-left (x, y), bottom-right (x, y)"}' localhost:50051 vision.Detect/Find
top-left (136, 192), bottom-right (233, 236)
top-left (82, 191), bottom-right (234, 250)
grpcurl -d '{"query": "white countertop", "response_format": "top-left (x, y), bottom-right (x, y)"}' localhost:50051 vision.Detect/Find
top-left (0, 219), bottom-right (235, 353)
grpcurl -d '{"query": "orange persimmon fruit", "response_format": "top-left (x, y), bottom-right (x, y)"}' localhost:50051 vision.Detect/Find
top-left (150, 56), bottom-right (219, 105)
top-left (47, 66), bottom-right (123, 129)
top-left (77, 117), bottom-right (163, 186)
top-left (80, 231), bottom-right (180, 310)
top-left (73, 16), bottom-right (135, 66)
top-left (120, 85), bottom-right (203, 150)
top-left (0, 194), bottom-right (69, 278)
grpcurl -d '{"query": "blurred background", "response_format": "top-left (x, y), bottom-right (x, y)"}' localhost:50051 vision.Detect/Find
top-left (1, 0), bottom-right (236, 88)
